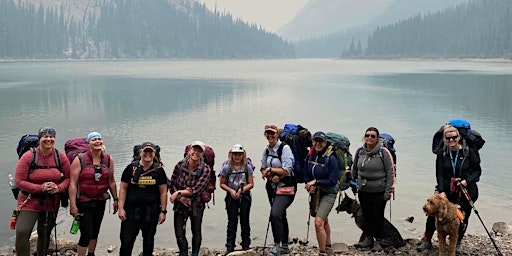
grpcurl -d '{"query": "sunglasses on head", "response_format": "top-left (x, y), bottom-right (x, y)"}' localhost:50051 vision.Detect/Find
top-left (445, 135), bottom-right (459, 141)
top-left (364, 134), bottom-right (377, 139)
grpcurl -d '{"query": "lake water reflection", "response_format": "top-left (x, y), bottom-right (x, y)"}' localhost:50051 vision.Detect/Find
top-left (0, 59), bottom-right (511, 251)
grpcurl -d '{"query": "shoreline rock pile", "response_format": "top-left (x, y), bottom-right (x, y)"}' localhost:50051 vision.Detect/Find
top-left (1, 222), bottom-right (510, 256)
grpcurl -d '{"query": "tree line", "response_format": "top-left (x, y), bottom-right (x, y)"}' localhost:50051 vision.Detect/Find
top-left (356, 0), bottom-right (512, 58)
top-left (0, 0), bottom-right (295, 59)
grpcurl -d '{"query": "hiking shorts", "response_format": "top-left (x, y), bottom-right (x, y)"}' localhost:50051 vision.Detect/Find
top-left (315, 193), bottom-right (337, 219)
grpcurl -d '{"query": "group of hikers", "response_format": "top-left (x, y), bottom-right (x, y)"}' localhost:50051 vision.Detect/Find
top-left (11, 121), bottom-right (482, 256)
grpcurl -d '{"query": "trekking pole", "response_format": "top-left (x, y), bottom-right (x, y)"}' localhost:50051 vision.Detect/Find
top-left (42, 195), bottom-right (50, 256)
top-left (262, 185), bottom-right (275, 254)
top-left (305, 194), bottom-right (311, 245)
top-left (459, 185), bottom-right (503, 256)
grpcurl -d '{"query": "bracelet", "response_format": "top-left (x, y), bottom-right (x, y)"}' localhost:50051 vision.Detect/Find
top-left (113, 198), bottom-right (119, 202)
top-left (161, 210), bottom-right (167, 214)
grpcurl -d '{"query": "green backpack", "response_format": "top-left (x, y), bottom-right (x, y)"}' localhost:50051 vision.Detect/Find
top-left (323, 132), bottom-right (353, 191)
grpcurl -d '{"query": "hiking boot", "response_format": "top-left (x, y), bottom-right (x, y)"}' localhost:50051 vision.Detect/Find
top-left (456, 240), bottom-right (462, 255)
top-left (224, 246), bottom-right (234, 256)
top-left (416, 237), bottom-right (432, 251)
top-left (280, 245), bottom-right (290, 254)
top-left (356, 236), bottom-right (374, 248)
top-left (371, 240), bottom-right (383, 252)
top-left (268, 245), bottom-right (281, 256)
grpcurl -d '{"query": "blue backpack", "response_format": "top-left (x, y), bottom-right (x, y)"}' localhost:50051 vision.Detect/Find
top-left (17, 134), bottom-right (39, 159)
top-left (277, 123), bottom-right (312, 183)
top-left (379, 133), bottom-right (396, 165)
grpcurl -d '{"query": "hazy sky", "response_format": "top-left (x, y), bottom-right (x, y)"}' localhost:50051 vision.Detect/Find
top-left (197, 0), bottom-right (310, 32)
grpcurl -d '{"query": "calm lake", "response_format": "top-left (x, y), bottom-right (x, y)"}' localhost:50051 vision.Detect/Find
top-left (0, 59), bottom-right (511, 252)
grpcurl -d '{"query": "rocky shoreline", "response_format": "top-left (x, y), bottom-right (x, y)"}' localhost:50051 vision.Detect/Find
top-left (1, 222), bottom-right (510, 256)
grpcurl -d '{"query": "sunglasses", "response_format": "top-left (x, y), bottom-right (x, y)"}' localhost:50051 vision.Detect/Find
top-left (265, 131), bottom-right (276, 135)
top-left (364, 134), bottom-right (377, 139)
top-left (445, 135), bottom-right (459, 141)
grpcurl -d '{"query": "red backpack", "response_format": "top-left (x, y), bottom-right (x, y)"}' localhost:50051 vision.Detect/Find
top-left (184, 144), bottom-right (216, 206)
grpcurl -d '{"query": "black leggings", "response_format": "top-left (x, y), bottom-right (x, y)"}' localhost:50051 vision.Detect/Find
top-left (77, 200), bottom-right (106, 247)
top-left (358, 191), bottom-right (387, 239)
top-left (174, 209), bottom-right (204, 256)
top-left (225, 192), bottom-right (252, 248)
top-left (119, 204), bottom-right (160, 256)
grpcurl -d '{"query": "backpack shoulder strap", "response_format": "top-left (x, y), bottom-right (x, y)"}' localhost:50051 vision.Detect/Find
top-left (79, 152), bottom-right (87, 171)
top-left (54, 149), bottom-right (62, 172)
top-left (276, 142), bottom-right (285, 161)
top-left (30, 148), bottom-right (38, 173)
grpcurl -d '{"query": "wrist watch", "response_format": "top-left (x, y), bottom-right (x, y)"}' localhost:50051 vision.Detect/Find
top-left (161, 210), bottom-right (167, 214)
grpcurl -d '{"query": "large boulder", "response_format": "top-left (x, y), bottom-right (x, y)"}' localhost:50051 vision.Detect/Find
top-left (492, 222), bottom-right (512, 235)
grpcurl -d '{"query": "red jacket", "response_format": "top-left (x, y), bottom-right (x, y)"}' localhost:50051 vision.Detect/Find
top-left (15, 147), bottom-right (70, 212)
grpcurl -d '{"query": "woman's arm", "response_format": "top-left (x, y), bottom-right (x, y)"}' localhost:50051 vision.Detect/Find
top-left (68, 156), bottom-right (81, 216)
top-left (381, 147), bottom-right (394, 200)
top-left (107, 155), bottom-right (118, 213)
top-left (466, 149), bottom-right (482, 185)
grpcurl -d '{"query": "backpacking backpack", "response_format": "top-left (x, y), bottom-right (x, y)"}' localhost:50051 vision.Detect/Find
top-left (278, 123), bottom-right (312, 183)
top-left (379, 133), bottom-right (396, 165)
top-left (184, 144), bottom-right (216, 205)
top-left (65, 138), bottom-right (90, 163)
top-left (432, 119), bottom-right (485, 157)
top-left (17, 134), bottom-right (39, 159)
top-left (323, 132), bottom-right (353, 191)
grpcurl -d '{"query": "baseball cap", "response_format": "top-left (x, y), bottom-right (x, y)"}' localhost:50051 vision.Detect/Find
top-left (141, 141), bottom-right (156, 152)
top-left (313, 131), bottom-right (327, 141)
top-left (190, 141), bottom-right (206, 152)
top-left (264, 124), bottom-right (278, 133)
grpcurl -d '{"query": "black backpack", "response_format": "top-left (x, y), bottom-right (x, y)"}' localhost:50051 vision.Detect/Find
top-left (277, 123), bottom-right (312, 183)
top-left (432, 119), bottom-right (485, 157)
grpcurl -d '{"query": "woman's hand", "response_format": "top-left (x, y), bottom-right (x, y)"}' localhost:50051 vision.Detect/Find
top-left (305, 180), bottom-right (316, 193)
top-left (158, 213), bottom-right (166, 224)
top-left (43, 182), bottom-right (59, 194)
top-left (179, 197), bottom-right (191, 207)
top-left (261, 167), bottom-right (271, 180)
top-left (118, 208), bottom-right (126, 221)
top-left (113, 201), bottom-right (119, 214)
top-left (70, 205), bottom-right (78, 217)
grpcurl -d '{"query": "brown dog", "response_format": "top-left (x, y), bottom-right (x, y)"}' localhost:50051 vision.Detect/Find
top-left (423, 194), bottom-right (460, 256)
top-left (336, 194), bottom-right (405, 248)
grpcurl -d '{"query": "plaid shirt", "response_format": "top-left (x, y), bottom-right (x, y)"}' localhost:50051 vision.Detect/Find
top-left (169, 159), bottom-right (210, 213)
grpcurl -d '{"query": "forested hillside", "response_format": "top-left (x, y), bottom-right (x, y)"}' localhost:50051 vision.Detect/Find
top-left (362, 0), bottom-right (512, 58)
top-left (0, 0), bottom-right (294, 59)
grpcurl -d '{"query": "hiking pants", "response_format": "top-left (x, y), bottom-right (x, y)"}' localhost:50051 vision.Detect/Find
top-left (225, 192), bottom-right (252, 248)
top-left (77, 200), bottom-right (106, 247)
top-left (269, 194), bottom-right (295, 245)
top-left (119, 204), bottom-right (159, 256)
top-left (174, 209), bottom-right (205, 256)
top-left (358, 191), bottom-right (387, 239)
top-left (15, 210), bottom-right (56, 256)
